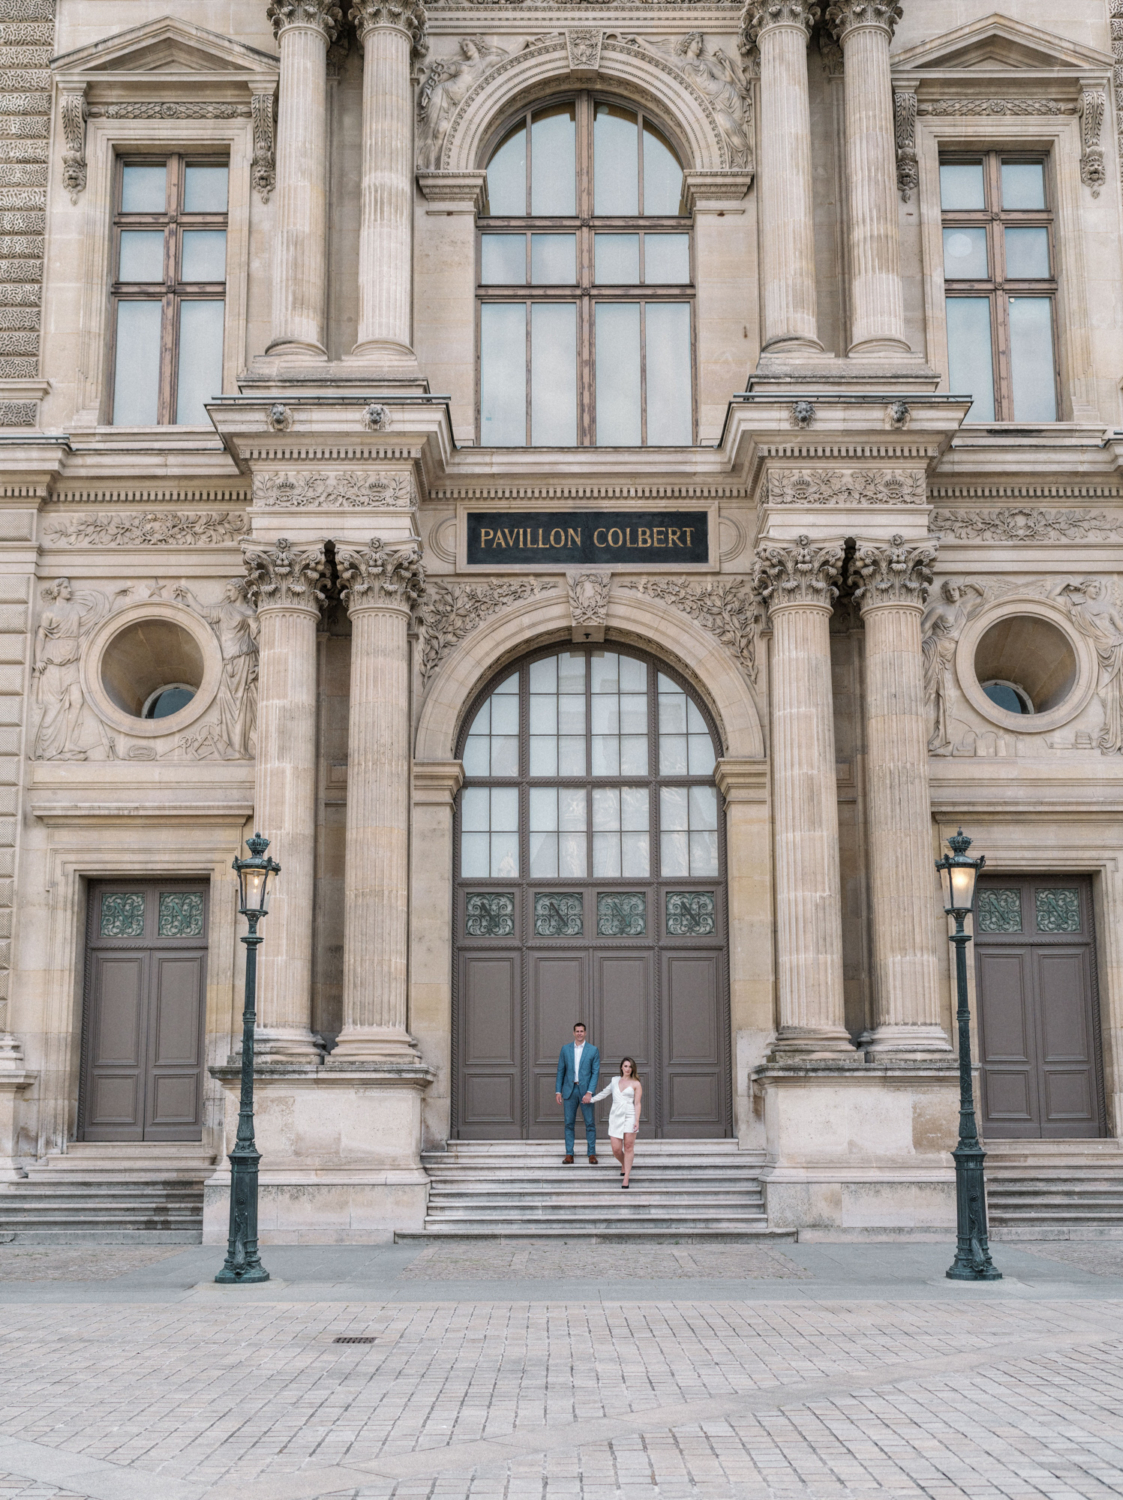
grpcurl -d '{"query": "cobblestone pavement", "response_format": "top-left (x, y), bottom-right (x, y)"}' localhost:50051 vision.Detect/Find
top-left (1007, 1239), bottom-right (1123, 1277)
top-left (398, 1243), bottom-right (811, 1281)
top-left (0, 1245), bottom-right (1121, 1499)
top-left (0, 1248), bottom-right (185, 1282)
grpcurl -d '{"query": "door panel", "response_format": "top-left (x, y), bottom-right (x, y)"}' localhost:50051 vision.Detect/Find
top-left (662, 951), bottom-right (724, 1137)
top-left (459, 952), bottom-right (520, 1138)
top-left (594, 952), bottom-right (652, 1126)
top-left (530, 951), bottom-right (587, 1136)
top-left (977, 949), bottom-right (1037, 1134)
top-left (145, 953), bottom-right (205, 1139)
top-left (84, 953), bottom-right (147, 1138)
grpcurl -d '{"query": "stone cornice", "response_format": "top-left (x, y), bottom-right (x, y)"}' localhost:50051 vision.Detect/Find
top-left (350, 0), bottom-right (427, 54)
top-left (850, 534), bottom-right (936, 612)
top-left (752, 534), bottom-right (843, 613)
top-left (243, 537), bottom-right (329, 614)
top-left (266, 0), bottom-right (343, 43)
top-left (740, 1), bottom-right (820, 50)
top-left (825, 0), bottom-right (902, 43)
top-left (337, 538), bottom-right (426, 615)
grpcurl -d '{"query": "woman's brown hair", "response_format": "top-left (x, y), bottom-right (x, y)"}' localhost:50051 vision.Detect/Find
top-left (619, 1057), bottom-right (639, 1081)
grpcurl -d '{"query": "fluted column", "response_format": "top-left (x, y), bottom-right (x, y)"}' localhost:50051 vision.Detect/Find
top-left (349, 0), bottom-right (427, 364)
top-left (826, 1), bottom-right (909, 355)
top-left (851, 536), bottom-right (951, 1053)
top-left (753, 536), bottom-right (850, 1051)
top-left (741, 2), bottom-right (822, 353)
top-left (332, 539), bottom-right (425, 1059)
top-left (265, 0), bottom-right (340, 358)
top-left (243, 539), bottom-right (328, 1059)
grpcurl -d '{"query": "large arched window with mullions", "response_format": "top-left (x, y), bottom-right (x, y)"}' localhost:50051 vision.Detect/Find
top-left (478, 95), bottom-right (694, 448)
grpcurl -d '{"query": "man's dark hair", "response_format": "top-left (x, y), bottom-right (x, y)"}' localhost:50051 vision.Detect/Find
top-left (573, 1022), bottom-right (587, 1032)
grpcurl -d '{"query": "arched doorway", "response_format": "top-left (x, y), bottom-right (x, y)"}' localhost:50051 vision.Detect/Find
top-left (453, 644), bottom-right (731, 1138)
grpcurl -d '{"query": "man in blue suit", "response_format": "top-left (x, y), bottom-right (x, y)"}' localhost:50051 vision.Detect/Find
top-left (555, 1021), bottom-right (600, 1163)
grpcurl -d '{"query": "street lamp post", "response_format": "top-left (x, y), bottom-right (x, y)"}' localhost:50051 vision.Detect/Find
top-left (936, 828), bottom-right (1001, 1282)
top-left (215, 831), bottom-right (280, 1285)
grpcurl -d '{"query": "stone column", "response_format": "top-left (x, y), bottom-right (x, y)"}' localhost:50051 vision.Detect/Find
top-left (349, 0), bottom-right (427, 364)
top-left (264, 0), bottom-right (340, 358)
top-left (331, 539), bottom-right (425, 1059)
top-left (826, 1), bottom-right (909, 355)
top-left (753, 535), bottom-right (850, 1051)
top-left (243, 538), bottom-right (328, 1059)
top-left (741, 2), bottom-right (822, 353)
top-left (850, 535), bottom-right (950, 1053)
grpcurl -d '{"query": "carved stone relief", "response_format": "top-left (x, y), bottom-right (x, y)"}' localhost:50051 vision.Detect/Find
top-left (336, 539), bottom-right (426, 615)
top-left (566, 29), bottom-right (603, 70)
top-left (1080, 88), bottom-right (1107, 196)
top-left (266, 0), bottom-right (343, 42)
top-left (44, 512), bottom-right (248, 546)
top-left (250, 87), bottom-right (277, 204)
top-left (417, 36), bottom-right (510, 169)
top-left (60, 86), bottom-right (87, 204)
top-left (567, 571), bottom-right (612, 641)
top-left (1058, 578), bottom-right (1123, 754)
top-left (1112, 0), bottom-right (1123, 210)
top-left (850, 535), bottom-right (936, 610)
top-left (621, 577), bottom-right (761, 682)
top-left (243, 539), bottom-right (329, 613)
top-left (918, 99), bottom-right (1070, 118)
top-left (419, 578), bottom-right (558, 683)
top-left (752, 535), bottom-right (844, 612)
top-left (930, 508), bottom-right (1123, 542)
top-left (32, 579), bottom-right (112, 761)
top-left (921, 579), bottom-right (987, 754)
top-left (88, 103), bottom-right (251, 119)
top-left (254, 472), bottom-right (414, 509)
top-left (893, 90), bottom-right (918, 202)
top-left (767, 470), bottom-right (927, 506)
top-left (628, 33), bottom-right (753, 170)
top-left (173, 580), bottom-right (259, 760)
top-left (740, 1), bottom-right (820, 49)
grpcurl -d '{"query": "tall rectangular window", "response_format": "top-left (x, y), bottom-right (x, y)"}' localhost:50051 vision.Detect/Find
top-left (940, 153), bottom-right (1058, 423)
top-left (110, 156), bottom-right (228, 426)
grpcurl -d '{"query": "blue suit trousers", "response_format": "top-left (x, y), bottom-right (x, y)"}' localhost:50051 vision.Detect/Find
top-left (564, 1093), bottom-right (596, 1156)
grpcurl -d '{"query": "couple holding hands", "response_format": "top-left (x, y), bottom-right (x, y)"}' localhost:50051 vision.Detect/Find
top-left (554, 1022), bottom-right (641, 1188)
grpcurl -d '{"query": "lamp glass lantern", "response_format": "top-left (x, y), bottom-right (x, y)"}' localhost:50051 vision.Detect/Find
top-left (936, 828), bottom-right (984, 916)
top-left (234, 832), bottom-right (279, 918)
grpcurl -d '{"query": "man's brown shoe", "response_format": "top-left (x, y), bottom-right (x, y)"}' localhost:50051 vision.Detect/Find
top-left (588, 1155), bottom-right (598, 1164)
top-left (563, 1155), bottom-right (574, 1164)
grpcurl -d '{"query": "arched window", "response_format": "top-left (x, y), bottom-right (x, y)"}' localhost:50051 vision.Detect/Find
top-left (478, 95), bottom-right (694, 448)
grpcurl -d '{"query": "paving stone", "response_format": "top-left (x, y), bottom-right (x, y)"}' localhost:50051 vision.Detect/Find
top-left (398, 1243), bottom-right (811, 1282)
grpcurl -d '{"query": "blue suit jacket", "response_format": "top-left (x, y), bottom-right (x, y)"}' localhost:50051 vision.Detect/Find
top-left (556, 1041), bottom-right (600, 1101)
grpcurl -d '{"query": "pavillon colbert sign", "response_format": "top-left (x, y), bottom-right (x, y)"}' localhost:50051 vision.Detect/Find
top-left (465, 511), bottom-right (709, 567)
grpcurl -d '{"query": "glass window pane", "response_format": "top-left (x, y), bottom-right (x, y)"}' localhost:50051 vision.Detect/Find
top-left (558, 693), bottom-right (585, 733)
top-left (462, 787), bottom-right (489, 831)
top-left (183, 165), bottom-right (228, 212)
top-left (560, 787), bottom-right (589, 832)
top-left (1008, 297), bottom-right (1057, 423)
top-left (620, 656), bottom-right (646, 692)
top-left (943, 227), bottom-right (988, 280)
top-left (181, 229), bottom-right (226, 282)
top-left (1002, 161), bottom-right (1046, 210)
top-left (492, 787), bottom-right (519, 831)
top-left (558, 653), bottom-right (585, 693)
top-left (591, 734), bottom-right (619, 777)
top-left (491, 694), bottom-right (518, 734)
top-left (531, 105), bottom-right (576, 215)
top-left (646, 303), bottom-right (691, 447)
top-left (559, 737), bottom-right (585, 776)
top-left (531, 234), bottom-right (576, 284)
top-left (175, 300), bottom-right (224, 424)
top-left (592, 787), bottom-right (620, 831)
top-left (643, 123), bottom-right (682, 215)
top-left (461, 832), bottom-right (488, 877)
top-left (621, 786), bottom-right (648, 830)
top-left (118, 230), bottom-right (165, 282)
top-left (689, 830), bottom-right (719, 877)
top-left (531, 303), bottom-right (577, 446)
top-left (491, 737), bottom-right (519, 776)
top-left (661, 831), bottom-right (689, 877)
top-left (530, 739), bottom-right (557, 777)
top-left (462, 736), bottom-right (488, 777)
top-left (644, 234), bottom-right (689, 284)
top-left (661, 735), bottom-right (687, 774)
top-left (595, 303), bottom-right (641, 445)
top-left (112, 301), bottom-right (162, 425)
top-left (622, 833), bottom-right (650, 877)
top-left (660, 785), bottom-right (689, 830)
top-left (1004, 227), bottom-right (1050, 279)
top-left (121, 164), bottom-right (167, 213)
top-left (480, 303), bottom-right (526, 446)
top-left (688, 735), bottom-right (716, 777)
top-left (487, 123), bottom-right (526, 215)
top-left (594, 104), bottom-right (639, 215)
top-left (689, 784), bottom-right (718, 830)
top-left (593, 833), bottom-right (621, 878)
top-left (945, 298), bottom-right (995, 422)
top-left (530, 831), bottom-right (557, 877)
top-left (940, 162), bottom-right (985, 210)
top-left (595, 234), bottom-right (640, 284)
top-left (492, 832), bottom-right (518, 878)
top-left (529, 656), bottom-right (556, 692)
top-left (481, 235), bottom-right (525, 284)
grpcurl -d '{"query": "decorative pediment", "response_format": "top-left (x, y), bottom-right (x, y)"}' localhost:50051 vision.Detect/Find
top-left (52, 17), bottom-right (278, 84)
top-left (892, 13), bottom-right (1111, 78)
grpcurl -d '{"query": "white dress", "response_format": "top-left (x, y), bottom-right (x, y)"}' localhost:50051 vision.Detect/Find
top-left (590, 1076), bottom-right (637, 1139)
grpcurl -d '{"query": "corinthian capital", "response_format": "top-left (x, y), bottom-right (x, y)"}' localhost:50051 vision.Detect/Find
top-left (850, 534), bottom-right (936, 612)
top-left (349, 0), bottom-right (427, 57)
top-left (266, 0), bottom-right (343, 43)
top-left (752, 534), bottom-right (843, 612)
top-left (243, 538), bottom-right (329, 614)
top-left (337, 538), bottom-right (426, 615)
top-left (740, 0), bottom-right (820, 50)
top-left (825, 0), bottom-right (903, 42)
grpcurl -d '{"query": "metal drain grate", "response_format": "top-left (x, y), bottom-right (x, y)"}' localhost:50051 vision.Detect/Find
top-left (333, 1336), bottom-right (378, 1344)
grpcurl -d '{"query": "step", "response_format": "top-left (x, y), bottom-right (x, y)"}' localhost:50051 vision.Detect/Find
top-left (0, 1229), bottom-right (202, 1245)
top-left (400, 1227), bottom-right (791, 1243)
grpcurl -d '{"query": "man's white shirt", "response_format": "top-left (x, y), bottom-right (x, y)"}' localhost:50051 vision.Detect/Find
top-left (572, 1041), bottom-right (585, 1081)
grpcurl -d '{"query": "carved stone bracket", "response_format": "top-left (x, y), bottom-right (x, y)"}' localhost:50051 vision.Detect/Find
top-left (250, 86), bottom-right (277, 204)
top-left (850, 534), bottom-right (937, 611)
top-left (350, 0), bottom-right (428, 59)
top-left (567, 571), bottom-right (611, 642)
top-left (825, 0), bottom-right (902, 41)
top-left (740, 0), bottom-right (821, 51)
top-left (60, 83), bottom-right (87, 205)
top-left (894, 89), bottom-right (918, 202)
top-left (243, 538), bottom-right (329, 613)
top-left (419, 579), bottom-right (557, 683)
top-left (254, 471), bottom-right (414, 509)
top-left (619, 577), bottom-right (761, 683)
top-left (336, 539), bottom-right (426, 616)
top-left (767, 470), bottom-right (927, 506)
top-left (1080, 88), bottom-right (1107, 197)
top-left (752, 534), bottom-right (844, 612)
top-left (266, 0), bottom-right (343, 43)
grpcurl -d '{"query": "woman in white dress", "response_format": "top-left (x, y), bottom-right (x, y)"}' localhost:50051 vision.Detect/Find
top-left (590, 1058), bottom-right (642, 1188)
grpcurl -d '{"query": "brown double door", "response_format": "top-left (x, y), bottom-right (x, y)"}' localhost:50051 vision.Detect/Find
top-left (974, 874), bottom-right (1105, 1138)
top-left (80, 881), bottom-right (209, 1142)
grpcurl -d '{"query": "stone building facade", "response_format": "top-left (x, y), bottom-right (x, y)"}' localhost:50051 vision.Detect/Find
top-left (0, 0), bottom-right (1120, 1241)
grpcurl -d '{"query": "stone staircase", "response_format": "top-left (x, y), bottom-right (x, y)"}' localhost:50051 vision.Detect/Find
top-left (401, 1139), bottom-right (784, 1242)
top-left (985, 1140), bottom-right (1123, 1239)
top-left (0, 1143), bottom-right (214, 1244)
